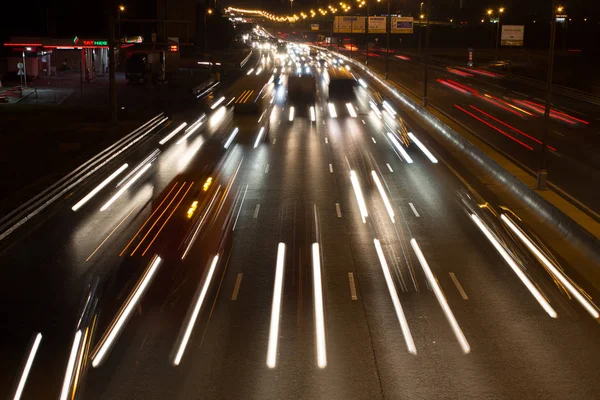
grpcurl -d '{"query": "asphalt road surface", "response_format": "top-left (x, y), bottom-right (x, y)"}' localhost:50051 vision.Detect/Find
top-left (2, 44), bottom-right (599, 400)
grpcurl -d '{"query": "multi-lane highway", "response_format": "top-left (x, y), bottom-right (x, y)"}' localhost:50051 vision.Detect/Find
top-left (2, 41), bottom-right (600, 400)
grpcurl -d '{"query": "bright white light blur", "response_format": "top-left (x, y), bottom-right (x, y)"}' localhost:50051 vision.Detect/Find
top-left (382, 101), bottom-right (397, 115)
top-left (289, 106), bottom-right (295, 121)
top-left (387, 132), bottom-right (413, 164)
top-left (408, 132), bottom-right (438, 163)
top-left (224, 128), bottom-right (239, 149)
top-left (410, 238), bottom-right (471, 353)
top-left (470, 214), bottom-right (558, 318)
top-left (211, 96), bottom-right (225, 109)
top-left (159, 122), bottom-right (188, 145)
top-left (254, 127), bottom-right (265, 148)
top-left (59, 330), bottom-right (82, 400)
top-left (350, 170), bottom-right (368, 223)
top-left (369, 102), bottom-right (382, 118)
top-left (374, 239), bottom-right (417, 354)
top-left (92, 256), bottom-right (162, 367)
top-left (256, 67), bottom-right (263, 75)
top-left (174, 255), bottom-right (219, 365)
top-left (72, 164), bottom-right (128, 211)
top-left (310, 106), bottom-right (316, 121)
top-left (501, 214), bottom-right (599, 319)
top-left (267, 243), bottom-right (286, 368)
top-left (346, 103), bottom-right (357, 118)
top-left (179, 141), bottom-right (202, 171)
top-left (328, 103), bottom-right (337, 118)
top-left (371, 171), bottom-right (395, 223)
top-left (209, 106), bottom-right (226, 128)
top-left (13, 333), bottom-right (42, 400)
top-left (176, 121), bottom-right (203, 144)
top-left (247, 68), bottom-right (254, 75)
top-left (273, 68), bottom-right (278, 74)
top-left (312, 243), bottom-right (327, 368)
top-left (100, 163), bottom-right (152, 212)
top-left (358, 78), bottom-right (367, 88)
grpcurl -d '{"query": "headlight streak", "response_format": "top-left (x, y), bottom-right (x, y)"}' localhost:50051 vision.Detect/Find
top-left (382, 101), bottom-right (397, 115)
top-left (371, 171), bottom-right (395, 223)
top-left (179, 141), bottom-right (203, 171)
top-left (13, 333), bottom-right (42, 400)
top-left (159, 122), bottom-right (188, 145)
top-left (289, 106), bottom-right (295, 121)
top-left (176, 121), bottom-right (204, 144)
top-left (346, 103), bottom-right (357, 118)
top-left (247, 68), bottom-right (254, 75)
top-left (267, 243), bottom-right (286, 368)
top-left (100, 163), bottom-right (152, 212)
top-left (311, 243), bottom-right (327, 368)
top-left (350, 170), bottom-right (368, 223)
top-left (173, 255), bottom-right (220, 366)
top-left (92, 256), bottom-right (163, 367)
top-left (210, 96), bottom-right (226, 109)
top-left (71, 164), bottom-right (128, 211)
top-left (358, 78), bottom-right (367, 88)
top-left (116, 150), bottom-right (159, 188)
top-left (373, 239), bottom-right (417, 354)
top-left (408, 132), bottom-right (438, 163)
top-left (410, 238), bottom-right (471, 354)
top-left (501, 214), bottom-right (599, 319)
top-left (470, 214), bottom-right (558, 318)
top-left (224, 127), bottom-right (239, 149)
top-left (369, 101), bottom-right (382, 118)
top-left (181, 186), bottom-right (221, 260)
top-left (387, 132), bottom-right (413, 163)
top-left (254, 127), bottom-right (266, 148)
top-left (59, 330), bottom-right (82, 400)
top-left (328, 103), bottom-right (337, 118)
top-left (310, 106), bottom-right (316, 121)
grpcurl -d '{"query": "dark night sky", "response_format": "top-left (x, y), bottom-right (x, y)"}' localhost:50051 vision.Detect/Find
top-left (2, 0), bottom-right (599, 41)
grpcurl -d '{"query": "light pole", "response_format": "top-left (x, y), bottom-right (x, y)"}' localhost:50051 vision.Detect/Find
top-left (488, 7), bottom-right (504, 62)
top-left (117, 5), bottom-right (125, 41)
top-left (204, 8), bottom-right (213, 55)
top-left (537, 1), bottom-right (560, 189)
top-left (385, 0), bottom-right (390, 79)
top-left (290, 0), bottom-right (294, 14)
top-left (420, 2), bottom-right (424, 15)
top-left (423, 0), bottom-right (431, 107)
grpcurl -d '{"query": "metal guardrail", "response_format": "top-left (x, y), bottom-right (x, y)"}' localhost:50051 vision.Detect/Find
top-left (0, 113), bottom-right (169, 242)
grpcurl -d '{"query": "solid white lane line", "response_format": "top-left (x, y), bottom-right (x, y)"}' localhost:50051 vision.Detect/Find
top-left (231, 273), bottom-right (243, 300)
top-left (371, 137), bottom-right (377, 143)
top-left (386, 163), bottom-right (394, 172)
top-left (449, 272), bottom-right (469, 300)
top-left (267, 243), bottom-right (286, 368)
top-left (173, 255), bottom-right (219, 365)
top-left (13, 333), bottom-right (42, 400)
top-left (265, 164), bottom-right (270, 174)
top-left (312, 243), bottom-right (327, 368)
top-left (329, 164), bottom-right (333, 173)
top-left (470, 214), bottom-right (557, 318)
top-left (408, 202), bottom-right (420, 217)
top-left (232, 185), bottom-right (248, 232)
top-left (374, 239), bottom-right (417, 354)
top-left (348, 272), bottom-right (358, 300)
top-left (335, 203), bottom-right (342, 218)
top-left (410, 238), bottom-right (471, 353)
top-left (253, 204), bottom-right (261, 218)
top-left (59, 330), bottom-right (82, 400)
top-left (72, 164), bottom-right (129, 211)
top-left (501, 214), bottom-right (599, 318)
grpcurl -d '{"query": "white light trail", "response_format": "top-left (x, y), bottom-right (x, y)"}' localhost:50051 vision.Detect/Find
top-left (256, 67), bottom-right (263, 75)
top-left (174, 255), bottom-right (220, 365)
top-left (72, 164), bottom-right (128, 211)
top-left (328, 103), bottom-right (337, 118)
top-left (289, 106), bottom-right (295, 121)
top-left (210, 96), bottom-right (225, 110)
top-left (92, 256), bottom-right (163, 367)
top-left (346, 103), bottom-right (357, 118)
top-left (408, 132), bottom-right (438, 163)
top-left (179, 141), bottom-right (203, 171)
top-left (159, 122), bottom-right (188, 145)
top-left (371, 171), bottom-right (395, 223)
top-left (254, 127), bottom-right (265, 148)
top-left (224, 127), bottom-right (239, 149)
top-left (267, 243), bottom-right (286, 368)
top-left (373, 239), bottom-right (417, 354)
top-left (13, 333), bottom-right (42, 400)
top-left (100, 163), bottom-right (152, 212)
top-left (387, 132), bottom-right (413, 164)
top-left (247, 68), bottom-right (254, 75)
top-left (350, 170), bottom-right (368, 223)
top-left (59, 330), bottom-right (82, 400)
top-left (310, 106), bottom-right (316, 121)
top-left (410, 238), bottom-right (471, 353)
top-left (369, 101), bottom-right (382, 118)
top-left (358, 78), bottom-right (367, 88)
top-left (176, 121), bottom-right (204, 144)
top-left (470, 214), bottom-right (557, 318)
top-left (501, 214), bottom-right (599, 319)
top-left (382, 101), bottom-right (397, 115)
top-left (312, 243), bottom-right (327, 368)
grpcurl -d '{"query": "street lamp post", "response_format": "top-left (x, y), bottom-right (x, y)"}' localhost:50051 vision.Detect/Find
top-left (423, 0), bottom-right (431, 107)
top-left (537, 0), bottom-right (559, 189)
top-left (385, 0), bottom-right (390, 79)
top-left (204, 8), bottom-right (213, 55)
top-left (290, 0), bottom-right (294, 14)
top-left (488, 7), bottom-right (504, 62)
top-left (117, 5), bottom-right (125, 41)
